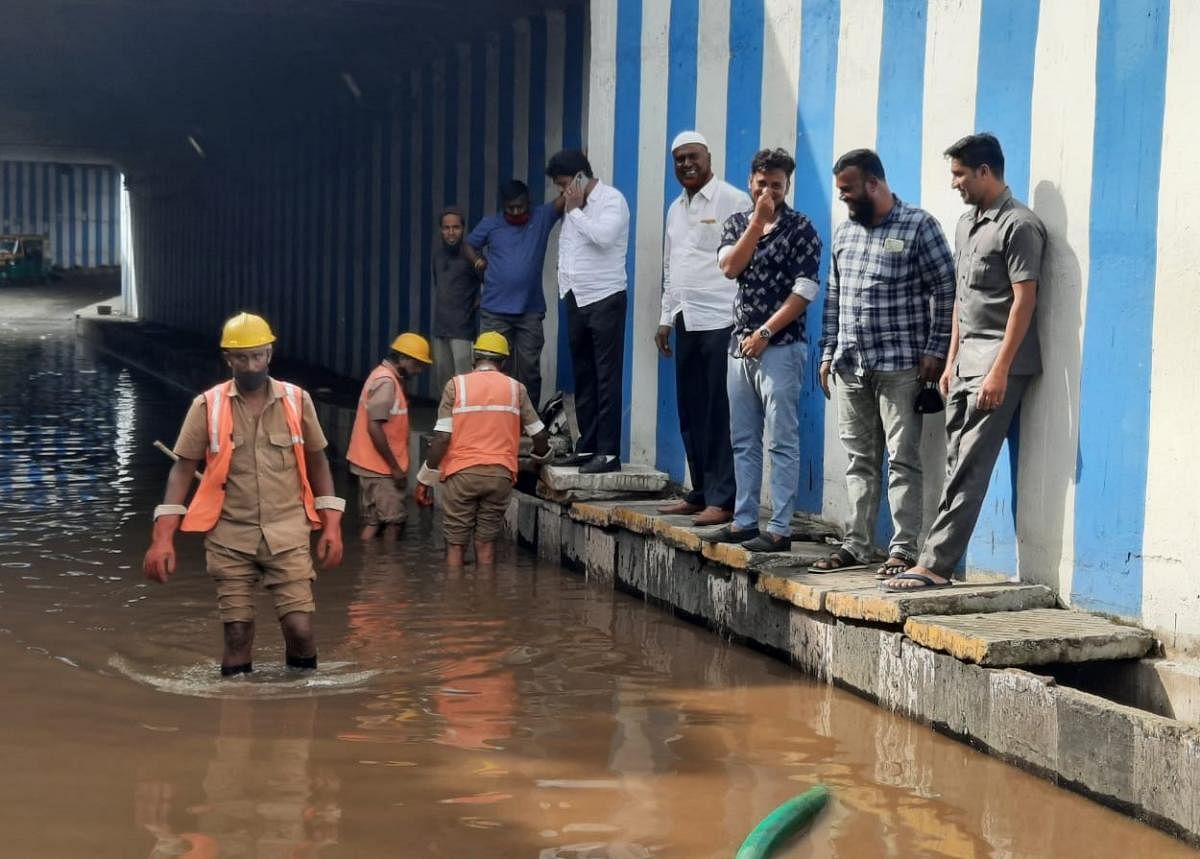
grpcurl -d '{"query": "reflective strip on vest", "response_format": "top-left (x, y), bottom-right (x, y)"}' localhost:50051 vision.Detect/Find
top-left (282, 383), bottom-right (304, 445)
top-left (207, 386), bottom-right (225, 453)
top-left (451, 376), bottom-right (519, 416)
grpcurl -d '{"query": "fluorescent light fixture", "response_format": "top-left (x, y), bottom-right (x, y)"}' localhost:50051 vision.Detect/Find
top-left (187, 135), bottom-right (205, 158)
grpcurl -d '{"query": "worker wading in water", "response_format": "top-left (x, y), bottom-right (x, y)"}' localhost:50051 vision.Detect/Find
top-left (416, 331), bottom-right (551, 567)
top-left (346, 332), bottom-right (431, 540)
top-left (142, 312), bottom-right (345, 676)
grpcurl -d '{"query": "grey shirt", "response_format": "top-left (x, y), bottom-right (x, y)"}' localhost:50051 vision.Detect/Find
top-left (432, 244), bottom-right (481, 340)
top-left (953, 188), bottom-right (1046, 377)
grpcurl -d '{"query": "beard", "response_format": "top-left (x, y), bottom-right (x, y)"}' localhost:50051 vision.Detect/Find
top-left (442, 239), bottom-right (461, 254)
top-left (847, 196), bottom-right (875, 225)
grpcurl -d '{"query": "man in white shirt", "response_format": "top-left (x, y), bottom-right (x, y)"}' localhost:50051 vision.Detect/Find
top-left (654, 131), bottom-right (751, 526)
top-left (546, 149), bottom-right (631, 475)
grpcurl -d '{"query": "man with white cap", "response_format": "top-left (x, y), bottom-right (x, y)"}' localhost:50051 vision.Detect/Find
top-left (655, 131), bottom-right (751, 526)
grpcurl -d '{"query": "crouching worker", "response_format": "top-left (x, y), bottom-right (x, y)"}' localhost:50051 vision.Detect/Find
top-left (415, 331), bottom-right (550, 567)
top-left (142, 312), bottom-right (345, 676)
top-left (347, 333), bottom-right (432, 540)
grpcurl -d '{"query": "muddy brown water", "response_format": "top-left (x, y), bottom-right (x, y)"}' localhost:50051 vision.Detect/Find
top-left (1, 288), bottom-right (1195, 858)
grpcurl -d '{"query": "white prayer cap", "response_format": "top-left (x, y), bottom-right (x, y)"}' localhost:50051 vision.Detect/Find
top-left (670, 130), bottom-right (708, 152)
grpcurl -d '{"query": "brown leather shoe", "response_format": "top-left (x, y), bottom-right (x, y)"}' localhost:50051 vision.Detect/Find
top-left (658, 500), bottom-right (704, 515)
top-left (692, 506), bottom-right (732, 526)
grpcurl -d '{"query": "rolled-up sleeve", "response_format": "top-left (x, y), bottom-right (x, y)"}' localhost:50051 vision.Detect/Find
top-left (434, 380), bottom-right (456, 433)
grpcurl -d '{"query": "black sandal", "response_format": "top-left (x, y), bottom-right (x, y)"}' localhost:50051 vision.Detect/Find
top-left (875, 556), bottom-right (915, 580)
top-left (807, 548), bottom-right (871, 575)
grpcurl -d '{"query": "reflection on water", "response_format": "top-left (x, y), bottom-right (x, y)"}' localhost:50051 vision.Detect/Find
top-left (0, 315), bottom-right (1196, 858)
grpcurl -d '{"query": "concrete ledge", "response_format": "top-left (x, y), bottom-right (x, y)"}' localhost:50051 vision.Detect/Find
top-left (540, 463), bottom-right (669, 492)
top-left (905, 608), bottom-right (1156, 667)
top-left (825, 582), bottom-right (1056, 625)
top-left (500, 488), bottom-right (1195, 845)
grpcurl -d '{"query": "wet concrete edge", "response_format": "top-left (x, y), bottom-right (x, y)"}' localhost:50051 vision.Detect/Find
top-left (507, 491), bottom-right (1200, 847)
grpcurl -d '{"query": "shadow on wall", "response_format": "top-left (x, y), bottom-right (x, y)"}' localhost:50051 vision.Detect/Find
top-left (1015, 179), bottom-right (1083, 594)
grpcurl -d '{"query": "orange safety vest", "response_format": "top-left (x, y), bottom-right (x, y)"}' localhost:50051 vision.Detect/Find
top-left (440, 369), bottom-right (523, 481)
top-left (346, 362), bottom-right (410, 475)
top-left (180, 379), bottom-right (321, 532)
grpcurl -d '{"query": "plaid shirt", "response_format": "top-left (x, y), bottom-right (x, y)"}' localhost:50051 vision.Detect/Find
top-left (720, 204), bottom-right (822, 349)
top-left (820, 197), bottom-right (955, 373)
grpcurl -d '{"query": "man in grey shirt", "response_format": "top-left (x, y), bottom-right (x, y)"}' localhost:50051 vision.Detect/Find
top-left (884, 133), bottom-right (1046, 592)
top-left (432, 206), bottom-right (481, 389)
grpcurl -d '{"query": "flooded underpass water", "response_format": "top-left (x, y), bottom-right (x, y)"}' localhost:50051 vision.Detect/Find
top-left (2, 290), bottom-right (1196, 858)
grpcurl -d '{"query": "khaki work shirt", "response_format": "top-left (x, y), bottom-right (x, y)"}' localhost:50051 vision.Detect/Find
top-left (349, 370), bottom-right (400, 479)
top-left (434, 367), bottom-right (543, 480)
top-left (174, 378), bottom-right (328, 555)
top-left (953, 188), bottom-right (1046, 377)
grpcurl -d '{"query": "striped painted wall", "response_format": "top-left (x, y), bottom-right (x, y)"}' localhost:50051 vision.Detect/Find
top-left (584, 0), bottom-right (1198, 648)
top-left (128, 0), bottom-right (1200, 647)
top-left (130, 8), bottom-right (586, 404)
top-left (0, 160), bottom-right (121, 268)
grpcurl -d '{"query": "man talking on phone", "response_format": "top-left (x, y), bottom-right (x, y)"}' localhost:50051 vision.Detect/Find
top-left (546, 149), bottom-right (631, 474)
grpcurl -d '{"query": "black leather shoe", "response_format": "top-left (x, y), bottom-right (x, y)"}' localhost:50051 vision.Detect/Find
top-left (706, 525), bottom-right (760, 544)
top-left (741, 533), bottom-right (792, 553)
top-left (557, 451), bottom-right (595, 467)
top-left (579, 454), bottom-right (621, 474)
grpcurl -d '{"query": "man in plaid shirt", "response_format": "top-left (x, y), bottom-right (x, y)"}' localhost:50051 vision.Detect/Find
top-left (813, 149), bottom-right (954, 578)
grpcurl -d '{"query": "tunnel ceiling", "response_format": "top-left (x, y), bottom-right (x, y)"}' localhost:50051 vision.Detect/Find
top-left (3, 0), bottom-right (579, 175)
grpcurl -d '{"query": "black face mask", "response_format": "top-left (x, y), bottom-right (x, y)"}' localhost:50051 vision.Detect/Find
top-left (234, 370), bottom-right (270, 392)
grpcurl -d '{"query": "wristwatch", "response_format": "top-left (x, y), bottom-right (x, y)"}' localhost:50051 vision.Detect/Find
top-left (757, 326), bottom-right (772, 341)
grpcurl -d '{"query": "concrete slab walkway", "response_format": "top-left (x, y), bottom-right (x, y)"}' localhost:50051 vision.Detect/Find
top-left (905, 608), bottom-right (1157, 666)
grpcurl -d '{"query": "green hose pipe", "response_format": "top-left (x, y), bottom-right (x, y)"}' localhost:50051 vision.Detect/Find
top-left (734, 785), bottom-right (831, 859)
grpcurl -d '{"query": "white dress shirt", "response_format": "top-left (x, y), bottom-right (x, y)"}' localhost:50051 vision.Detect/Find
top-left (660, 177), bottom-right (752, 330)
top-left (557, 179), bottom-right (630, 307)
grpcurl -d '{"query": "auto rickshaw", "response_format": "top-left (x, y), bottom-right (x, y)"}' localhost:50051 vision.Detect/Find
top-left (0, 235), bottom-right (53, 284)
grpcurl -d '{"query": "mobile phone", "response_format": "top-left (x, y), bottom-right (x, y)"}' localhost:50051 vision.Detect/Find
top-left (572, 171), bottom-right (588, 192)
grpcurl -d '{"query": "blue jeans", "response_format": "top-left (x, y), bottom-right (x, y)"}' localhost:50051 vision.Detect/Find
top-left (726, 339), bottom-right (805, 536)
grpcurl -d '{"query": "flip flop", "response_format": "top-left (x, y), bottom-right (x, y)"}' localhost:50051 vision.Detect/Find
top-left (807, 548), bottom-right (872, 575)
top-left (875, 557), bottom-right (914, 580)
top-left (879, 572), bottom-right (954, 592)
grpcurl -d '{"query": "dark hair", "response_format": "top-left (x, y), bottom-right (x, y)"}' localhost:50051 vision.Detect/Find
top-left (499, 180), bottom-right (529, 203)
top-left (750, 148), bottom-right (795, 178)
top-left (386, 349), bottom-right (403, 363)
top-left (545, 149), bottom-right (593, 180)
top-left (439, 205), bottom-right (464, 227)
top-left (832, 148), bottom-right (886, 181)
top-left (944, 133), bottom-right (1005, 179)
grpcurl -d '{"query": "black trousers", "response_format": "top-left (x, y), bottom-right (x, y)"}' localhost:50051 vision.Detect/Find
top-left (565, 290), bottom-right (626, 457)
top-left (674, 315), bottom-right (736, 510)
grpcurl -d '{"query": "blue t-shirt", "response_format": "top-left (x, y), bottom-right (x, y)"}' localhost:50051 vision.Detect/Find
top-left (466, 202), bottom-right (560, 315)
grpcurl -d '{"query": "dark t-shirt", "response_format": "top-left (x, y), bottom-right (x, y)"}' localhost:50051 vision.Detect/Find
top-left (719, 205), bottom-right (823, 347)
top-left (432, 244), bottom-right (481, 339)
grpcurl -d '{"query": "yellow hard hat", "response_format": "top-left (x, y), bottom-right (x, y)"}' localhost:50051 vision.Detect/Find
top-left (220, 312), bottom-right (276, 349)
top-left (390, 332), bottom-right (432, 364)
top-left (474, 331), bottom-right (510, 357)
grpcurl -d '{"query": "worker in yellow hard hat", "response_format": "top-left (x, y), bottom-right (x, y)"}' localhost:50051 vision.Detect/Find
top-left (416, 331), bottom-right (550, 567)
top-left (143, 311), bottom-right (345, 677)
top-left (346, 332), bottom-right (432, 540)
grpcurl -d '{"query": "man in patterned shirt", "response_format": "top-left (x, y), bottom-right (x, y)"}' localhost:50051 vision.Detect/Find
top-left (813, 149), bottom-right (954, 578)
top-left (709, 148), bottom-right (822, 553)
